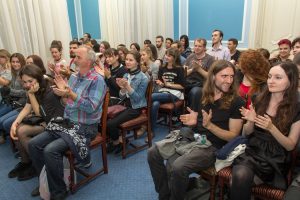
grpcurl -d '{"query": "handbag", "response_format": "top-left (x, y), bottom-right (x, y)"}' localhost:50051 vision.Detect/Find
top-left (22, 116), bottom-right (44, 125)
top-left (107, 104), bottom-right (126, 119)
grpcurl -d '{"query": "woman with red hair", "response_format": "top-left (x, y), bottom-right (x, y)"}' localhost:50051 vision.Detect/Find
top-left (270, 39), bottom-right (293, 64)
top-left (238, 49), bottom-right (270, 108)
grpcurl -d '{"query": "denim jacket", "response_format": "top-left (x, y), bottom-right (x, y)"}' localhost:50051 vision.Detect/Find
top-left (120, 71), bottom-right (148, 109)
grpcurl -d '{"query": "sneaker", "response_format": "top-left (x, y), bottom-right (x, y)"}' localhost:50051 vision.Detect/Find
top-left (18, 165), bottom-right (37, 181)
top-left (50, 190), bottom-right (68, 200)
top-left (107, 142), bottom-right (116, 153)
top-left (31, 186), bottom-right (40, 197)
top-left (8, 162), bottom-right (31, 178)
top-left (114, 144), bottom-right (123, 155)
top-left (14, 151), bottom-right (21, 159)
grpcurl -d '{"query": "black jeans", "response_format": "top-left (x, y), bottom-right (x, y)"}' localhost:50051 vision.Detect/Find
top-left (147, 145), bottom-right (216, 200)
top-left (107, 107), bottom-right (141, 141)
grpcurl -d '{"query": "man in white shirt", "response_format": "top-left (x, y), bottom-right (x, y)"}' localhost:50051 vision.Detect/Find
top-left (207, 29), bottom-right (231, 61)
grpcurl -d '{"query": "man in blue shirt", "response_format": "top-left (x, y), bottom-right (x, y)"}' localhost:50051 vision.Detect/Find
top-left (28, 45), bottom-right (106, 200)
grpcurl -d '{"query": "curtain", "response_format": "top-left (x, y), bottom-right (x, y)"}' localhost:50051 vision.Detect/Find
top-left (99, 0), bottom-right (174, 48)
top-left (0, 0), bottom-right (71, 64)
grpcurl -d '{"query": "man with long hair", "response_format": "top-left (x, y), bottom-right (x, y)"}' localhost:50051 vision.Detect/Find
top-left (147, 60), bottom-right (244, 200)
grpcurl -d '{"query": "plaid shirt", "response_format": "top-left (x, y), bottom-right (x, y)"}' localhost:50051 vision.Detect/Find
top-left (64, 68), bottom-right (107, 125)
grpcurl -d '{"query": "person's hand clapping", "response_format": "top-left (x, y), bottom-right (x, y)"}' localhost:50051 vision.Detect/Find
top-left (180, 107), bottom-right (198, 126)
top-left (240, 104), bottom-right (256, 122)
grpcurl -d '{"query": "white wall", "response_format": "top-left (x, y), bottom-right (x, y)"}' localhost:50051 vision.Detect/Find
top-left (249, 0), bottom-right (300, 53)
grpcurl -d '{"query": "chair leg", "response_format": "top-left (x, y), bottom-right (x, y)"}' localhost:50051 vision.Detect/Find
top-left (209, 176), bottom-right (216, 200)
top-left (101, 143), bottom-right (108, 173)
top-left (219, 179), bottom-right (225, 200)
top-left (147, 126), bottom-right (152, 148)
top-left (121, 129), bottom-right (126, 159)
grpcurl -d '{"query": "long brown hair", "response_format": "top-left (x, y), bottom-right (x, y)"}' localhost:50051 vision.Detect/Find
top-left (254, 62), bottom-right (299, 135)
top-left (163, 48), bottom-right (181, 68)
top-left (10, 53), bottom-right (26, 78)
top-left (202, 60), bottom-right (237, 109)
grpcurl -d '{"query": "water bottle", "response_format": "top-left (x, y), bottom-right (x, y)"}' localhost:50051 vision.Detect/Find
top-left (200, 135), bottom-right (207, 144)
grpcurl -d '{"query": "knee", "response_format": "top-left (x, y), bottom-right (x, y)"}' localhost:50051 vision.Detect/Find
top-left (152, 101), bottom-right (160, 110)
top-left (28, 137), bottom-right (38, 155)
top-left (16, 126), bottom-right (26, 139)
top-left (171, 163), bottom-right (185, 177)
top-left (3, 120), bottom-right (12, 133)
top-left (232, 165), bottom-right (253, 183)
top-left (189, 87), bottom-right (202, 98)
top-left (147, 145), bottom-right (160, 163)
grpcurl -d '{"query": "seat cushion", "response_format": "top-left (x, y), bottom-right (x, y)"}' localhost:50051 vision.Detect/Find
top-left (217, 167), bottom-right (232, 182)
top-left (159, 100), bottom-right (184, 110)
top-left (252, 184), bottom-right (285, 200)
top-left (119, 113), bottom-right (147, 129)
top-left (201, 167), bottom-right (217, 176)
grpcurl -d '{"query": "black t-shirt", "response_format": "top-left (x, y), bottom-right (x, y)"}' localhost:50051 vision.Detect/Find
top-left (158, 66), bottom-right (185, 90)
top-left (196, 96), bottom-right (244, 149)
top-left (231, 50), bottom-right (241, 62)
top-left (105, 64), bottom-right (127, 97)
top-left (27, 86), bottom-right (65, 123)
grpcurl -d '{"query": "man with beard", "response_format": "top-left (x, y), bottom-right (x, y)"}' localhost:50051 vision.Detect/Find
top-left (156, 35), bottom-right (166, 60)
top-left (147, 60), bottom-right (244, 200)
top-left (69, 40), bottom-right (81, 72)
top-left (207, 29), bottom-right (231, 61)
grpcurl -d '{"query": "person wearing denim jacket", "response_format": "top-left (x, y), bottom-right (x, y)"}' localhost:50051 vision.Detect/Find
top-left (107, 50), bottom-right (149, 154)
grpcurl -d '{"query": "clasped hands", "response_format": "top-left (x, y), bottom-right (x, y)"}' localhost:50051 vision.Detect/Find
top-left (116, 78), bottom-right (129, 91)
top-left (240, 105), bottom-right (274, 131)
top-left (155, 76), bottom-right (170, 87)
top-left (52, 73), bottom-right (70, 98)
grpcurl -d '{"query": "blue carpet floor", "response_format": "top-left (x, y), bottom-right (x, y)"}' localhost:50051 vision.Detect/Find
top-left (0, 125), bottom-right (210, 200)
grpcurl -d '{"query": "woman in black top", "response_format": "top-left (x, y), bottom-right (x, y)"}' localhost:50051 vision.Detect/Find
top-left (231, 62), bottom-right (300, 200)
top-left (8, 64), bottom-right (64, 181)
top-left (103, 48), bottom-right (127, 100)
top-left (151, 48), bottom-right (185, 135)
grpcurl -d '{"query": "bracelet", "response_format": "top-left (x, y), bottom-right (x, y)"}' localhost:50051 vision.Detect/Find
top-left (64, 86), bottom-right (71, 98)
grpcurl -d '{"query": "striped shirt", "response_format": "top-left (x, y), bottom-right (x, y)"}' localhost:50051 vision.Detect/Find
top-left (64, 68), bottom-right (107, 125)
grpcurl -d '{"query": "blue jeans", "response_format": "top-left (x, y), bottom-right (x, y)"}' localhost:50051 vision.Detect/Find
top-left (0, 103), bottom-right (13, 118)
top-left (0, 109), bottom-right (19, 134)
top-left (28, 123), bottom-right (98, 197)
top-left (151, 92), bottom-right (178, 131)
top-left (187, 87), bottom-right (202, 112)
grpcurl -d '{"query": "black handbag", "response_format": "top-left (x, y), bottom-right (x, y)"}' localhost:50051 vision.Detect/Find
top-left (22, 116), bottom-right (44, 125)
